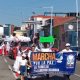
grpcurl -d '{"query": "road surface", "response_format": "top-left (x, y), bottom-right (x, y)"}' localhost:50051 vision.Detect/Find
top-left (0, 56), bottom-right (15, 80)
top-left (0, 56), bottom-right (80, 80)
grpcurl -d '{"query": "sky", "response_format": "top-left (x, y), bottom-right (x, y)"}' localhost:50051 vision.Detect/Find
top-left (0, 0), bottom-right (80, 26)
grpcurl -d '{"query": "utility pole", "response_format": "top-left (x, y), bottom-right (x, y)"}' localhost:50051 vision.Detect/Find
top-left (43, 6), bottom-right (53, 36)
top-left (76, 0), bottom-right (79, 47)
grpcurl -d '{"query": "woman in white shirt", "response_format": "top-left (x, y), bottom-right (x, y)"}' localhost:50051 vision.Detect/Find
top-left (19, 54), bottom-right (31, 80)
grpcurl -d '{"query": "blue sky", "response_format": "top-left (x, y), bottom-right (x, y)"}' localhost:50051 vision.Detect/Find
top-left (0, 0), bottom-right (80, 26)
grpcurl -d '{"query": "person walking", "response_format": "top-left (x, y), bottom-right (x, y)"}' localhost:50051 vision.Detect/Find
top-left (61, 43), bottom-right (73, 80)
top-left (19, 53), bottom-right (31, 80)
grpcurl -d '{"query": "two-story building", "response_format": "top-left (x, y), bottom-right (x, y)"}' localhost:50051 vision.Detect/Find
top-left (22, 14), bottom-right (80, 50)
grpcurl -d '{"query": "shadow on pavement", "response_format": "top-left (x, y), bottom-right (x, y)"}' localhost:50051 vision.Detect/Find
top-left (25, 76), bottom-right (69, 80)
top-left (16, 75), bottom-right (70, 80)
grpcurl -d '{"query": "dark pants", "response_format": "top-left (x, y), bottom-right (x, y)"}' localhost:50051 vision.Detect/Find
top-left (20, 66), bottom-right (26, 75)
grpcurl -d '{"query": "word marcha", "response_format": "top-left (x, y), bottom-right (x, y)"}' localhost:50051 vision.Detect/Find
top-left (32, 52), bottom-right (56, 61)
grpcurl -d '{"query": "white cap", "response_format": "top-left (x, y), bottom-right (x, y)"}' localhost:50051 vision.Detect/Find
top-left (65, 43), bottom-right (70, 47)
top-left (22, 54), bottom-right (26, 58)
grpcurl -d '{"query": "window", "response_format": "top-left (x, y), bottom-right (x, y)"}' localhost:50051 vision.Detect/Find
top-left (39, 21), bottom-right (42, 25)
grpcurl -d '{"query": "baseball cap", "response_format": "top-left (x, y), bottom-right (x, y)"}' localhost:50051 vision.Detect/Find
top-left (65, 43), bottom-right (70, 47)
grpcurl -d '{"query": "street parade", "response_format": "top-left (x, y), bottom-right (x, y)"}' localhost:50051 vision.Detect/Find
top-left (0, 0), bottom-right (80, 80)
top-left (0, 32), bottom-right (77, 80)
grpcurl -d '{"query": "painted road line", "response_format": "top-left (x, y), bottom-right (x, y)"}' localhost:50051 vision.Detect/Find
top-left (8, 65), bottom-right (18, 79)
top-left (3, 57), bottom-right (18, 79)
top-left (4, 58), bottom-right (8, 63)
top-left (74, 74), bottom-right (80, 78)
top-left (8, 65), bottom-right (12, 71)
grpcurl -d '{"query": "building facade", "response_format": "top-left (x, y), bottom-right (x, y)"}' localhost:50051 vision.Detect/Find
top-left (22, 14), bottom-right (80, 51)
top-left (3, 24), bottom-right (19, 36)
top-left (54, 17), bottom-right (80, 50)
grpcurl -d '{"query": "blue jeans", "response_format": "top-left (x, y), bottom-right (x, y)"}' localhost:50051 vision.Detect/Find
top-left (20, 66), bottom-right (26, 75)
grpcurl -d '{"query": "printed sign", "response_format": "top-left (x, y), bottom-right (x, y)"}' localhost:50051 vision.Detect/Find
top-left (30, 52), bottom-right (76, 75)
top-left (66, 54), bottom-right (75, 68)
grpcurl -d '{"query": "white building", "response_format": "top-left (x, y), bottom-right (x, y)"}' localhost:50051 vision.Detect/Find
top-left (31, 15), bottom-right (51, 32)
top-left (21, 15), bottom-right (51, 36)
top-left (0, 25), bottom-right (4, 36)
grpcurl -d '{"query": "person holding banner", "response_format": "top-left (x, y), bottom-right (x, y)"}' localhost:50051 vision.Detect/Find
top-left (33, 43), bottom-right (41, 52)
top-left (61, 43), bottom-right (73, 80)
top-left (28, 45), bottom-right (37, 59)
top-left (61, 43), bottom-right (72, 53)
top-left (41, 43), bottom-right (52, 52)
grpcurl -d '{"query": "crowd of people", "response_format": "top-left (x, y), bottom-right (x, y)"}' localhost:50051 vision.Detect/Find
top-left (12, 41), bottom-right (73, 80)
top-left (0, 40), bottom-right (10, 56)
top-left (0, 33), bottom-right (73, 80)
top-left (11, 33), bottom-right (53, 80)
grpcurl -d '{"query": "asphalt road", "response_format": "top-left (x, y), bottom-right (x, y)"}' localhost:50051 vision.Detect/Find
top-left (0, 56), bottom-right (80, 80)
top-left (70, 61), bottom-right (80, 80)
top-left (0, 56), bottom-right (15, 80)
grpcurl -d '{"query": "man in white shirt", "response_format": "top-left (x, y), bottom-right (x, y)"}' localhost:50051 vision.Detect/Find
top-left (41, 44), bottom-right (52, 52)
top-left (61, 43), bottom-right (72, 53)
top-left (61, 43), bottom-right (73, 80)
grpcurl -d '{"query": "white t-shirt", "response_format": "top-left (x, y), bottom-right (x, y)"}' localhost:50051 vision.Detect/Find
top-left (10, 36), bottom-right (19, 42)
top-left (28, 51), bottom-right (32, 58)
top-left (20, 59), bottom-right (27, 66)
top-left (35, 46), bottom-right (40, 52)
top-left (41, 48), bottom-right (52, 52)
top-left (61, 49), bottom-right (73, 53)
top-left (60, 49), bottom-right (73, 54)
top-left (28, 49), bottom-right (39, 58)
top-left (6, 42), bottom-right (10, 51)
top-left (13, 55), bottom-right (22, 72)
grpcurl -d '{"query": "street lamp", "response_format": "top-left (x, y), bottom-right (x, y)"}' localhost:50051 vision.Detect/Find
top-left (42, 6), bottom-right (53, 36)
top-left (76, 0), bottom-right (79, 47)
